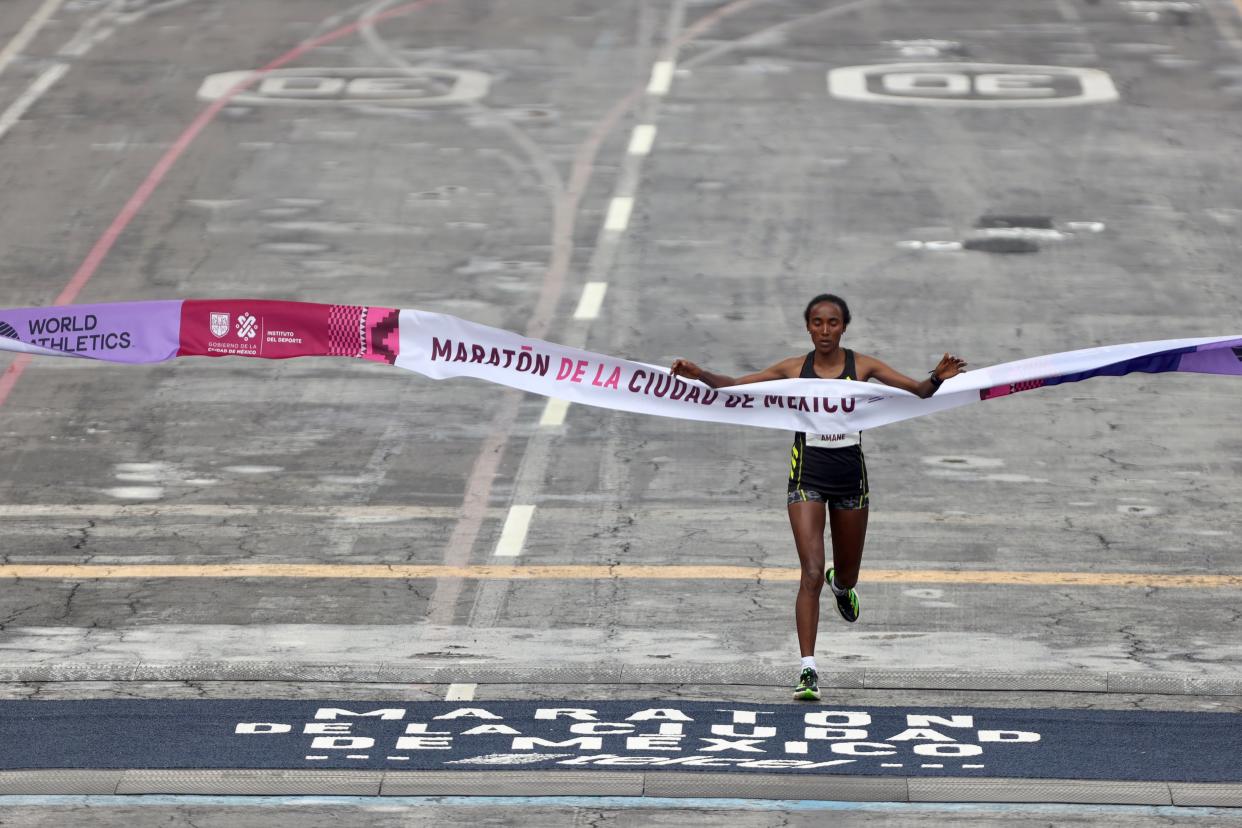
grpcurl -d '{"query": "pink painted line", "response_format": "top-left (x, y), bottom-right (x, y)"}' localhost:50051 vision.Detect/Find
top-left (426, 88), bottom-right (643, 623)
top-left (674, 0), bottom-right (762, 47)
top-left (0, 0), bottom-right (441, 410)
top-left (427, 3), bottom-right (765, 618)
top-left (0, 353), bottom-right (30, 407)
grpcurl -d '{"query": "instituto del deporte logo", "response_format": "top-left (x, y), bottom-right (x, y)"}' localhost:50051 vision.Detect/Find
top-left (236, 313), bottom-right (257, 340)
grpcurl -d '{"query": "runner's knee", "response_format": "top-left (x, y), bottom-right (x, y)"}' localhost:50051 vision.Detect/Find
top-left (800, 567), bottom-right (825, 592)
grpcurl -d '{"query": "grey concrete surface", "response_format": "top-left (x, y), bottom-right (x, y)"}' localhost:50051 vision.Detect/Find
top-left (0, 0), bottom-right (1240, 815)
top-left (5, 680), bottom-right (1242, 713)
top-left (2, 770), bottom-right (1242, 809)
top-left (1, 799), bottom-right (1241, 828)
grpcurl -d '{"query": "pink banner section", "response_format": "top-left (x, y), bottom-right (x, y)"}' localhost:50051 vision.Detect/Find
top-left (0, 299), bottom-right (399, 365)
top-left (178, 300), bottom-right (399, 364)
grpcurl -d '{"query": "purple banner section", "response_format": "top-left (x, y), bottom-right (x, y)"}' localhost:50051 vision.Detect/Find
top-left (0, 301), bottom-right (183, 364)
top-left (1178, 343), bottom-right (1242, 377)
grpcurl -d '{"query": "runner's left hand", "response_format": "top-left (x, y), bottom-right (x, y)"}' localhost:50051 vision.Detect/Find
top-left (934, 353), bottom-right (967, 380)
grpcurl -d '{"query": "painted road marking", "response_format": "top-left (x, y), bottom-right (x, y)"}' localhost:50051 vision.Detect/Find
top-left (0, 563), bottom-right (1238, 588)
top-left (494, 505), bottom-right (536, 557)
top-left (0, 62), bottom-right (69, 143)
top-left (646, 60), bottom-right (674, 95)
top-left (604, 196), bottom-right (634, 232)
top-left (445, 683), bottom-right (477, 701)
top-left (828, 63), bottom-right (1118, 107)
top-left (0, 0), bottom-right (66, 79)
top-left (627, 124), bottom-right (657, 155)
top-left (572, 282), bottom-right (608, 320)
top-left (13, 698), bottom-right (1239, 783)
top-left (103, 486), bottom-right (164, 501)
top-left (538, 398), bottom-right (570, 427)
top-left (197, 67), bottom-right (491, 108)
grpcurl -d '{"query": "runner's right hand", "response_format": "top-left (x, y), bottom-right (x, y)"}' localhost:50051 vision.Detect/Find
top-left (670, 358), bottom-right (701, 380)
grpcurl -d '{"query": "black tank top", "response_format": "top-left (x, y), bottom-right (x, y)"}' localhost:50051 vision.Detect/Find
top-left (788, 350), bottom-right (866, 495)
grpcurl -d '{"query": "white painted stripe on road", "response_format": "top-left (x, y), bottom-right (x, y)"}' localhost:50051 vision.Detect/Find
top-left (604, 197), bottom-right (633, 232)
top-left (493, 504), bottom-right (535, 557)
top-left (628, 124), bottom-right (657, 155)
top-left (0, 62), bottom-right (69, 142)
top-left (0, 0), bottom-right (67, 79)
top-left (539, 398), bottom-right (570, 427)
top-left (445, 683), bottom-right (477, 700)
top-left (572, 282), bottom-right (608, 320)
top-left (647, 60), bottom-right (674, 95)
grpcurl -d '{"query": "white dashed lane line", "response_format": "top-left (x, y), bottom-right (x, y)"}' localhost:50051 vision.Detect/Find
top-left (520, 63), bottom-right (668, 572)
top-left (572, 281), bottom-right (608, 320)
top-left (493, 505), bottom-right (536, 558)
top-left (539, 397), bottom-right (570, 427)
top-left (646, 60), bottom-right (674, 95)
top-left (0, 0), bottom-right (67, 79)
top-left (627, 124), bottom-right (657, 155)
top-left (604, 196), bottom-right (634, 232)
top-left (0, 63), bottom-right (69, 143)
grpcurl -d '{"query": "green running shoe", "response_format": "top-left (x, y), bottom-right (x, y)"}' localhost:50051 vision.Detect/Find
top-left (826, 567), bottom-right (860, 623)
top-left (793, 667), bottom-right (820, 701)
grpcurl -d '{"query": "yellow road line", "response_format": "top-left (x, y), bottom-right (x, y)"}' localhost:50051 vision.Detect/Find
top-left (0, 564), bottom-right (1239, 588)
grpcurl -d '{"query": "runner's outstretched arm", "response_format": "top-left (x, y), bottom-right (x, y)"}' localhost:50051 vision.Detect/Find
top-left (859, 352), bottom-right (966, 399)
top-left (670, 355), bottom-right (802, 389)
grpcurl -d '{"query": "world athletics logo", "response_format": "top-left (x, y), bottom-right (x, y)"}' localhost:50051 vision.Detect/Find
top-left (0, 321), bottom-right (18, 340)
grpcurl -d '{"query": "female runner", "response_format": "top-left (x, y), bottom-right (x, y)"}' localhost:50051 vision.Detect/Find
top-left (670, 294), bottom-right (966, 700)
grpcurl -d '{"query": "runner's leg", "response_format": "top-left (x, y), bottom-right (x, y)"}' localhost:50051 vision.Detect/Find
top-left (788, 500), bottom-right (827, 656)
top-left (827, 506), bottom-right (869, 589)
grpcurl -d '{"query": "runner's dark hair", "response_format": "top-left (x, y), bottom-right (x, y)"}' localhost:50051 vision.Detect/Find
top-left (804, 293), bottom-right (851, 326)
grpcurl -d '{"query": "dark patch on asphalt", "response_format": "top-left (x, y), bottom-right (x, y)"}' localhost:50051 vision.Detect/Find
top-left (963, 237), bottom-right (1041, 254)
top-left (976, 215), bottom-right (1054, 229)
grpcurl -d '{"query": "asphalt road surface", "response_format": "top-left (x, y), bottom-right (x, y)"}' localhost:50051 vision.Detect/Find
top-left (0, 0), bottom-right (1241, 824)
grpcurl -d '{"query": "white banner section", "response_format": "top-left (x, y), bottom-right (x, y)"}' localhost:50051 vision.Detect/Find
top-left (396, 310), bottom-right (1242, 433)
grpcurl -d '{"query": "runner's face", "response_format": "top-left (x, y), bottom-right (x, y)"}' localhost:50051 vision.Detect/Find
top-left (806, 302), bottom-right (846, 353)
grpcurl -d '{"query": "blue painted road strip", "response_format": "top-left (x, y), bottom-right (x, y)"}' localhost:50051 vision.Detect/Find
top-left (1, 700), bottom-right (1238, 782)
